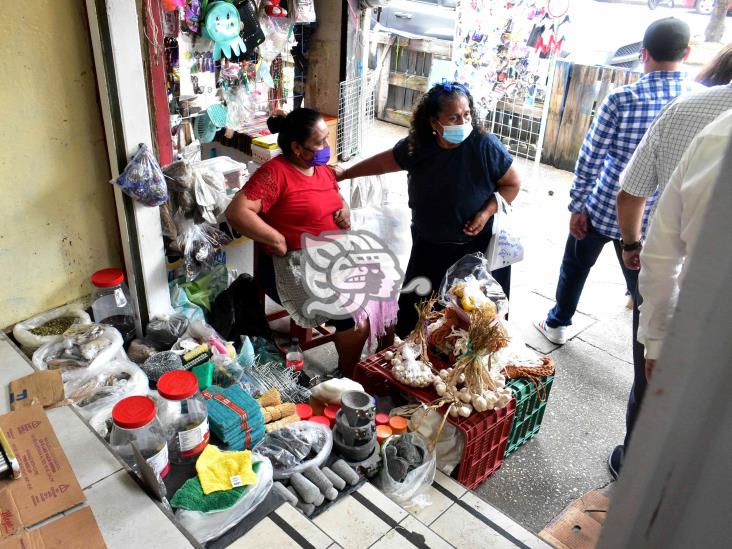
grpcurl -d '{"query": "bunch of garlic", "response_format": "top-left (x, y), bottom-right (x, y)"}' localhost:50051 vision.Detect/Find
top-left (385, 343), bottom-right (434, 388)
top-left (432, 368), bottom-right (513, 418)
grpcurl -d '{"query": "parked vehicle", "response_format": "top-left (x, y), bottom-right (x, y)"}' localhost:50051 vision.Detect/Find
top-left (683, 0), bottom-right (732, 14)
top-left (374, 0), bottom-right (457, 41)
top-left (648, 0), bottom-right (674, 9)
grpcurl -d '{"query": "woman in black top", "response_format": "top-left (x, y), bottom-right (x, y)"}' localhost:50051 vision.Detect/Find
top-left (335, 82), bottom-right (521, 336)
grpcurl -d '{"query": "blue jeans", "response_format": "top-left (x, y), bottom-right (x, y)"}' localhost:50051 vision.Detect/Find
top-left (546, 223), bottom-right (646, 451)
top-left (546, 223), bottom-right (638, 328)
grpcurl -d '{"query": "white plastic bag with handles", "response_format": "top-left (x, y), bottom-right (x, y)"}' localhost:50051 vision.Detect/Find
top-left (486, 192), bottom-right (524, 270)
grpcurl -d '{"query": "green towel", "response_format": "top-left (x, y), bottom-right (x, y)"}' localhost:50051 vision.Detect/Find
top-left (171, 461), bottom-right (262, 512)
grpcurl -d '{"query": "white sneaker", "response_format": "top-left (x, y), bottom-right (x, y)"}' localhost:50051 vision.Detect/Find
top-left (534, 319), bottom-right (568, 345)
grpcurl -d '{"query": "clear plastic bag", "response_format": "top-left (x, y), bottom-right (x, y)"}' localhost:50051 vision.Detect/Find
top-left (379, 432), bottom-right (436, 511)
top-left (146, 314), bottom-right (190, 351)
top-left (176, 218), bottom-right (232, 280)
top-left (170, 280), bottom-right (206, 323)
top-left (13, 304), bottom-right (91, 352)
top-left (175, 454), bottom-right (273, 543)
top-left (257, 421), bottom-right (333, 480)
top-left (113, 144), bottom-right (168, 207)
top-left (438, 253), bottom-right (509, 320)
top-left (61, 354), bottom-right (149, 419)
top-left (291, 0), bottom-right (316, 23)
top-left (32, 324), bottom-right (124, 377)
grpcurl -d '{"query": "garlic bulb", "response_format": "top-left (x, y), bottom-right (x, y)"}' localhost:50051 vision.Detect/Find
top-left (459, 391), bottom-right (472, 403)
top-left (457, 373), bottom-right (466, 384)
top-left (449, 406), bottom-right (459, 418)
top-left (384, 350), bottom-right (395, 360)
top-left (473, 395), bottom-right (488, 412)
top-left (439, 369), bottom-right (449, 380)
top-left (458, 404), bottom-right (472, 418)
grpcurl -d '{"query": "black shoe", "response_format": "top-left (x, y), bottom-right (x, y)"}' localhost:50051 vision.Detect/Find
top-left (608, 445), bottom-right (624, 480)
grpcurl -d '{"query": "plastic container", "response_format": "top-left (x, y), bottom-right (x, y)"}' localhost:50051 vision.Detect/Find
top-left (90, 268), bottom-right (138, 345)
top-left (309, 416), bottom-right (330, 427)
top-left (156, 371), bottom-right (210, 464)
top-left (285, 338), bottom-right (304, 372)
top-left (376, 425), bottom-right (393, 445)
top-left (195, 156), bottom-right (246, 190)
top-left (375, 413), bottom-right (390, 426)
top-left (295, 403), bottom-right (313, 420)
top-left (389, 416), bottom-right (408, 434)
top-left (504, 375), bottom-right (554, 458)
top-left (355, 347), bottom-right (516, 489)
top-left (110, 396), bottom-right (170, 478)
top-left (324, 404), bottom-right (340, 427)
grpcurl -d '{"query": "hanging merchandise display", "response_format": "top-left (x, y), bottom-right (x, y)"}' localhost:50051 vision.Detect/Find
top-left (112, 144), bottom-right (168, 207)
top-left (201, 0), bottom-right (248, 60)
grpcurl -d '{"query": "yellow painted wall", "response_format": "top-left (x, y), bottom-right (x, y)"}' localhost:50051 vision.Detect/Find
top-left (0, 0), bottom-right (122, 329)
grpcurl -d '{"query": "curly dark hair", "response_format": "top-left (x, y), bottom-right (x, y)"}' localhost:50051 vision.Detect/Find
top-left (407, 82), bottom-right (481, 154)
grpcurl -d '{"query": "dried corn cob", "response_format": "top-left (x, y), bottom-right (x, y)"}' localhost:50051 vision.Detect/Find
top-left (265, 413), bottom-right (300, 433)
top-left (262, 402), bottom-right (297, 423)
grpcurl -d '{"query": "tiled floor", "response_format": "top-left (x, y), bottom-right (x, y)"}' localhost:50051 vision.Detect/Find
top-left (232, 471), bottom-right (550, 549)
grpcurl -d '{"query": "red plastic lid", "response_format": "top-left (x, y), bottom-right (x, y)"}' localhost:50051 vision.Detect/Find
top-left (375, 413), bottom-right (390, 425)
top-left (112, 396), bottom-right (157, 429)
top-left (157, 371), bottom-right (199, 400)
top-left (296, 403), bottom-right (313, 420)
top-left (309, 416), bottom-right (331, 427)
top-left (91, 268), bottom-right (125, 288)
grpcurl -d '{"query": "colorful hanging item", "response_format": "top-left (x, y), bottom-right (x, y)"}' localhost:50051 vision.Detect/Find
top-left (202, 1), bottom-right (247, 61)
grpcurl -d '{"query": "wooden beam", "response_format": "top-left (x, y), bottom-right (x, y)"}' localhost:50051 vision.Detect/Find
top-left (389, 72), bottom-right (429, 92)
top-left (374, 32), bottom-right (452, 57)
top-left (384, 108), bottom-right (412, 127)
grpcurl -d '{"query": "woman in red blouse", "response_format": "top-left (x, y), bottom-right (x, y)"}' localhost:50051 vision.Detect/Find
top-left (225, 109), bottom-right (378, 375)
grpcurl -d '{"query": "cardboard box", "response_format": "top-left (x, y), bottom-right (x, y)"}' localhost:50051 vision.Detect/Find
top-left (8, 371), bottom-right (64, 410)
top-left (0, 406), bottom-right (85, 531)
top-left (322, 114), bottom-right (338, 165)
top-left (0, 507), bottom-right (106, 549)
top-left (251, 144), bottom-right (282, 165)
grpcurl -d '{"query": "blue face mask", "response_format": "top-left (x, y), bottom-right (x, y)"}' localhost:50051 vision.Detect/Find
top-left (439, 121), bottom-right (473, 144)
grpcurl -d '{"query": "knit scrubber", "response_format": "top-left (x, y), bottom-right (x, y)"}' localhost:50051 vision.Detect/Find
top-left (171, 461), bottom-right (263, 512)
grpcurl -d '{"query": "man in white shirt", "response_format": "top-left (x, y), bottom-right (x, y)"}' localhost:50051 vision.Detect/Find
top-left (610, 86), bottom-right (732, 478)
top-left (638, 109), bottom-right (732, 370)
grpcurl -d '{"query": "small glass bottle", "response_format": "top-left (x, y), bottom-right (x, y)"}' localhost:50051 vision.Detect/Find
top-left (156, 371), bottom-right (210, 464)
top-left (285, 337), bottom-right (304, 372)
top-left (110, 396), bottom-right (169, 478)
top-left (90, 268), bottom-right (138, 345)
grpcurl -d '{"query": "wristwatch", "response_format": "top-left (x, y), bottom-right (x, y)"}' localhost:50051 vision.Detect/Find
top-left (620, 239), bottom-right (643, 252)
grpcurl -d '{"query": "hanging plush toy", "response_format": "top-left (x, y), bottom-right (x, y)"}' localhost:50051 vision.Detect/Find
top-left (202, 1), bottom-right (247, 61)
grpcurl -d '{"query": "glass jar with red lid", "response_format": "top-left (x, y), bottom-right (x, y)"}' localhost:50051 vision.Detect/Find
top-left (156, 371), bottom-right (209, 464)
top-left (90, 268), bottom-right (138, 345)
top-left (110, 396), bottom-right (169, 478)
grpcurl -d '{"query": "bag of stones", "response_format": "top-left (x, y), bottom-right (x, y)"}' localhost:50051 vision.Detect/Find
top-left (378, 432), bottom-right (436, 511)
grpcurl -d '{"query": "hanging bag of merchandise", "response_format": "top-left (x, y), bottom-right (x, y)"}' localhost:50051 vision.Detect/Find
top-left (486, 192), bottom-right (524, 270)
top-left (112, 144), bottom-right (168, 207)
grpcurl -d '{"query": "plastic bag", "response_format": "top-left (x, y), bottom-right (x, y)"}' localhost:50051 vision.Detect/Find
top-left (175, 454), bottom-right (273, 543)
top-left (113, 144), bottom-right (168, 207)
top-left (13, 304), bottom-right (91, 353)
top-left (170, 280), bottom-right (206, 323)
top-left (257, 421), bottom-right (333, 480)
top-left (438, 253), bottom-right (509, 320)
top-left (32, 324), bottom-right (125, 377)
top-left (292, 0), bottom-right (316, 23)
top-left (176, 219), bottom-right (231, 280)
top-left (486, 193), bottom-right (524, 271)
top-left (192, 166), bottom-right (230, 224)
top-left (410, 407), bottom-right (465, 476)
top-left (62, 354), bottom-right (149, 419)
top-left (379, 432), bottom-right (436, 511)
top-left (146, 314), bottom-right (190, 350)
top-left (180, 264), bottom-right (229, 312)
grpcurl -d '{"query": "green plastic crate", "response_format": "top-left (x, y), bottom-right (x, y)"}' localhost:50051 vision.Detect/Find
top-left (504, 375), bottom-right (554, 457)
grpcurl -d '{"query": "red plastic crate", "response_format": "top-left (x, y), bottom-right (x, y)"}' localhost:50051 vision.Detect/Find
top-left (354, 347), bottom-right (515, 490)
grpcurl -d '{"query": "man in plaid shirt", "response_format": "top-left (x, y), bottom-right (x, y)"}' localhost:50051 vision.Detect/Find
top-left (535, 17), bottom-right (694, 347)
